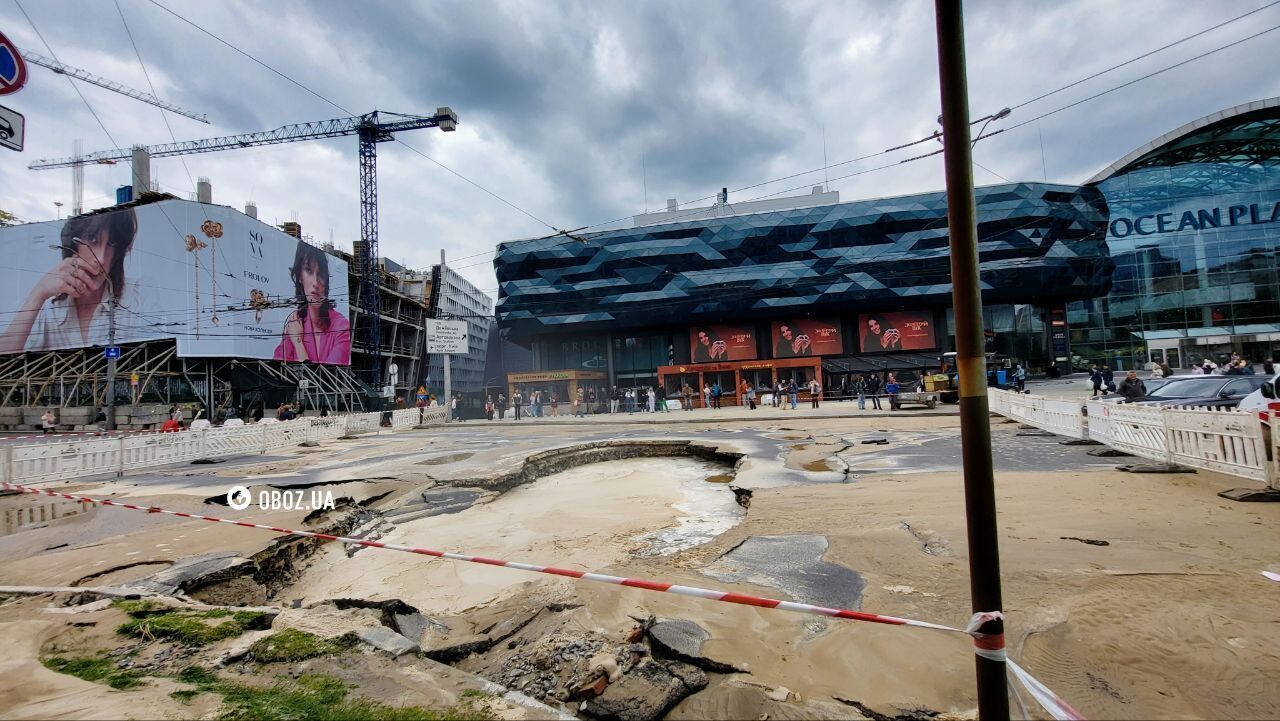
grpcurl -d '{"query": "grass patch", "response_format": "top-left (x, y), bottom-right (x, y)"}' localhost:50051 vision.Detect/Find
top-left (177, 665), bottom-right (219, 686)
top-left (43, 655), bottom-right (145, 690)
top-left (211, 674), bottom-right (496, 721)
top-left (112, 599), bottom-right (166, 616)
top-left (248, 628), bottom-right (358, 663)
top-left (117, 609), bottom-right (265, 646)
top-left (170, 689), bottom-right (199, 704)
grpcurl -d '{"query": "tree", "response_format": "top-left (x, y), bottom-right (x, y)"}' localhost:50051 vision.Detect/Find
top-left (0, 208), bottom-right (18, 227)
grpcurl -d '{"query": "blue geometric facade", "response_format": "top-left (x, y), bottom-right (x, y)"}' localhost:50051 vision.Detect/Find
top-left (496, 182), bottom-right (1112, 342)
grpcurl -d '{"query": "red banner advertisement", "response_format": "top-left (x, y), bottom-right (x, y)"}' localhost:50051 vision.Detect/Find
top-left (857, 311), bottom-right (936, 353)
top-left (689, 324), bottom-right (756, 362)
top-left (770, 318), bottom-right (842, 357)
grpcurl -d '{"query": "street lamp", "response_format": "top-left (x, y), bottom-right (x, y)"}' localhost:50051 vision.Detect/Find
top-left (53, 201), bottom-right (63, 220)
top-left (52, 237), bottom-right (118, 429)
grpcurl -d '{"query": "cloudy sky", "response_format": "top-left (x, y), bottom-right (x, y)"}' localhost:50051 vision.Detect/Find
top-left (2, 0), bottom-right (1279, 303)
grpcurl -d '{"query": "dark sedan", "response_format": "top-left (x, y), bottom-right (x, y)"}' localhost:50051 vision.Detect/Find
top-left (1130, 375), bottom-right (1269, 408)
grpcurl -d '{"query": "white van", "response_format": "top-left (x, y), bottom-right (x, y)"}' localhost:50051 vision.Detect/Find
top-left (1237, 372), bottom-right (1280, 418)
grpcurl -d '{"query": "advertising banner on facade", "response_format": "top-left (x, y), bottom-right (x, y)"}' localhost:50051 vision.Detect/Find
top-left (0, 200), bottom-right (351, 365)
top-left (857, 311), bottom-right (936, 353)
top-left (689, 324), bottom-right (756, 362)
top-left (769, 318), bottom-right (842, 357)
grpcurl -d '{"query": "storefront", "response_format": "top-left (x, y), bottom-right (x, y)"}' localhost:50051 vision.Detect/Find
top-left (657, 357), bottom-right (822, 407)
top-left (506, 370), bottom-right (607, 407)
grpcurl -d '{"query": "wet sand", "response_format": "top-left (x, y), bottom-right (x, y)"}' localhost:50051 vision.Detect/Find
top-left (285, 457), bottom-right (742, 614)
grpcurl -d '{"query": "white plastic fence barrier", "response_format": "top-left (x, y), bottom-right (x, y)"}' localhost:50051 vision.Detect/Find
top-left (991, 388), bottom-right (1278, 489)
top-left (1163, 406), bottom-right (1270, 483)
top-left (0, 406), bottom-right (450, 486)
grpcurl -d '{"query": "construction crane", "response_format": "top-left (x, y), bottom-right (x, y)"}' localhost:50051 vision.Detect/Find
top-left (29, 108), bottom-right (460, 389)
top-left (20, 49), bottom-right (209, 123)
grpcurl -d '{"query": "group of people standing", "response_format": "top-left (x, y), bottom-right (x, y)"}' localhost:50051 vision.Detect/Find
top-left (848, 373), bottom-right (902, 410)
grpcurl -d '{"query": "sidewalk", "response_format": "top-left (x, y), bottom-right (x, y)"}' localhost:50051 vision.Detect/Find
top-left (445, 400), bottom-right (959, 427)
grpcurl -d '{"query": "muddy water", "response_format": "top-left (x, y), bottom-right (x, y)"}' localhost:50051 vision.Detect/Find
top-left (283, 457), bottom-right (744, 614)
top-left (0, 497), bottom-right (96, 537)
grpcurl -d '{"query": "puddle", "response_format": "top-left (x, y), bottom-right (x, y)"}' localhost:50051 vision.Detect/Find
top-left (705, 474), bottom-right (734, 483)
top-left (417, 452), bottom-right (475, 466)
top-left (702, 534), bottom-right (865, 610)
top-left (802, 460), bottom-right (834, 472)
top-left (2, 497), bottom-right (97, 536)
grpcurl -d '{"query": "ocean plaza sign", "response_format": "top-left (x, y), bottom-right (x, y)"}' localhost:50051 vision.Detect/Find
top-left (1108, 199), bottom-right (1280, 238)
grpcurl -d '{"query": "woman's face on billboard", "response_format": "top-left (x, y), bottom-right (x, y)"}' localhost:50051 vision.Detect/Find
top-left (72, 229), bottom-right (114, 298)
top-left (299, 256), bottom-right (327, 304)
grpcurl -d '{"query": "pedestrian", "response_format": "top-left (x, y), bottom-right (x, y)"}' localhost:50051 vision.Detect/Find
top-left (866, 374), bottom-right (882, 410)
top-left (809, 377), bottom-right (821, 408)
top-left (497, 393), bottom-right (507, 420)
top-left (610, 386), bottom-right (620, 414)
top-left (1150, 366), bottom-right (1165, 379)
top-left (1102, 365), bottom-right (1115, 393)
top-left (93, 407), bottom-right (107, 433)
top-left (550, 391), bottom-right (559, 416)
top-left (1089, 365), bottom-right (1104, 397)
top-left (746, 383), bottom-right (757, 410)
top-left (646, 387), bottom-right (655, 413)
top-left (712, 383), bottom-right (722, 409)
top-left (854, 374), bottom-right (867, 410)
top-left (1117, 370), bottom-right (1147, 402)
top-left (682, 383), bottom-right (694, 411)
top-left (885, 374), bottom-right (900, 410)
top-left (417, 394), bottom-right (426, 423)
top-left (485, 395), bottom-right (494, 421)
top-left (41, 408), bottom-right (56, 434)
top-left (1264, 357), bottom-right (1275, 376)
top-left (514, 391), bottom-right (523, 420)
top-left (702, 384), bottom-right (711, 410)
top-left (1013, 364), bottom-right (1027, 392)
top-left (1159, 360), bottom-right (1173, 379)
top-left (773, 379), bottom-right (783, 408)
top-left (587, 388), bottom-right (597, 415)
top-left (575, 387), bottom-right (585, 417)
top-left (450, 394), bottom-right (462, 422)
top-left (788, 380), bottom-right (798, 410)
top-left (626, 388), bottom-right (635, 413)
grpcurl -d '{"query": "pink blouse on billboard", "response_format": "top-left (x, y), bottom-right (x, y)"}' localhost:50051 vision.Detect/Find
top-left (274, 307), bottom-right (350, 364)
top-left (273, 242), bottom-right (352, 365)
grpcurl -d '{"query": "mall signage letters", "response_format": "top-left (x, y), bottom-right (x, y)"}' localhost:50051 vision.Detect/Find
top-left (1109, 200), bottom-right (1280, 238)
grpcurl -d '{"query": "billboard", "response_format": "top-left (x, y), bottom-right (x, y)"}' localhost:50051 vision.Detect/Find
top-left (770, 318), bottom-right (842, 357)
top-left (857, 311), bottom-right (936, 353)
top-left (0, 200), bottom-right (351, 365)
top-left (689, 324), bottom-right (756, 362)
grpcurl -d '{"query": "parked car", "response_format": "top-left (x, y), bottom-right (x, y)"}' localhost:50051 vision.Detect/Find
top-left (1237, 372), bottom-right (1280, 417)
top-left (1129, 375), bottom-right (1268, 408)
top-left (1100, 376), bottom-right (1171, 401)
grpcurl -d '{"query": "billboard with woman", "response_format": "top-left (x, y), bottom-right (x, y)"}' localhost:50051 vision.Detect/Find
top-left (857, 311), bottom-right (936, 353)
top-left (0, 200), bottom-right (351, 365)
top-left (689, 324), bottom-right (756, 362)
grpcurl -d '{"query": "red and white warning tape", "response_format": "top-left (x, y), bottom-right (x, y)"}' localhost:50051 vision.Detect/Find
top-left (2, 480), bottom-right (1084, 720)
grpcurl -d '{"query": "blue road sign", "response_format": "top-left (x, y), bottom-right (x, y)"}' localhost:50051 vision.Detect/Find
top-left (0, 32), bottom-right (27, 96)
top-left (104, 346), bottom-right (121, 359)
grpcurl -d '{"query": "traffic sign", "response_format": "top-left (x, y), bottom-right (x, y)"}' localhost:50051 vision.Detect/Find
top-left (129, 372), bottom-right (139, 387)
top-left (104, 346), bottom-right (121, 359)
top-left (426, 320), bottom-right (468, 354)
top-left (0, 103), bottom-right (23, 152)
top-left (0, 32), bottom-right (27, 96)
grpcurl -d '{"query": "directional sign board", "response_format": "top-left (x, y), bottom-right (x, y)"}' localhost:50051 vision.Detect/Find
top-left (426, 320), bottom-right (468, 354)
top-left (0, 103), bottom-right (22, 151)
top-left (0, 32), bottom-right (27, 95)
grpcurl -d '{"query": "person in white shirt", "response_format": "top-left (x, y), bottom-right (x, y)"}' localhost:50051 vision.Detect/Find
top-left (0, 209), bottom-right (138, 354)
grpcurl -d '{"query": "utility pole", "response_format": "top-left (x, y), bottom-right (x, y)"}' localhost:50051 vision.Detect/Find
top-left (933, 1), bottom-right (1009, 718)
top-left (441, 249), bottom-right (452, 423)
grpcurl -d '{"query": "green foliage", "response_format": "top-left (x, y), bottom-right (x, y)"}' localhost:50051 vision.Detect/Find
top-left (117, 608), bottom-right (261, 646)
top-left (42, 655), bottom-right (145, 690)
top-left (112, 599), bottom-right (166, 616)
top-left (177, 665), bottom-right (219, 686)
top-left (212, 674), bottom-right (497, 721)
top-left (247, 628), bottom-right (357, 663)
top-left (170, 689), bottom-right (199, 704)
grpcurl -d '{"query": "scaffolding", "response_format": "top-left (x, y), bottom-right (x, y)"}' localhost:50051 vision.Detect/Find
top-left (0, 340), bottom-right (371, 414)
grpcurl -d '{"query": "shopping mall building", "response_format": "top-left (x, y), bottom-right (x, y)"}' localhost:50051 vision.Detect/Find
top-left (495, 98), bottom-right (1280, 402)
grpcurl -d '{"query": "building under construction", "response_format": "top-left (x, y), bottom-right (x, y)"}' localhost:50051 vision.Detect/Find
top-left (0, 190), bottom-right (445, 427)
